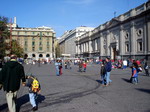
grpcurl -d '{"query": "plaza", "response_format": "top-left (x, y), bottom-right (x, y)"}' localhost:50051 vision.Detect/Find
top-left (0, 63), bottom-right (150, 112)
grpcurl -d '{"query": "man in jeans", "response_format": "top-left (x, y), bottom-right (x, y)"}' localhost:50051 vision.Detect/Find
top-left (105, 57), bottom-right (112, 86)
top-left (0, 54), bottom-right (26, 112)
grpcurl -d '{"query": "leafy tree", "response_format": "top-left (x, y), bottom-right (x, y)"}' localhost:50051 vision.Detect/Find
top-left (55, 43), bottom-right (61, 58)
top-left (11, 40), bottom-right (24, 57)
top-left (0, 16), bottom-right (10, 58)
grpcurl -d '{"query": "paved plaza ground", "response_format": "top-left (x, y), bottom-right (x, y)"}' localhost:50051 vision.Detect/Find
top-left (0, 63), bottom-right (150, 112)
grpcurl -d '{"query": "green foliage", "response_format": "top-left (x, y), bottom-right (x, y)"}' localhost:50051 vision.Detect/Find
top-left (11, 40), bottom-right (24, 57)
top-left (0, 16), bottom-right (10, 58)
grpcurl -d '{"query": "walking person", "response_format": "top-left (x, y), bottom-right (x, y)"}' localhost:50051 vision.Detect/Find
top-left (131, 63), bottom-right (139, 84)
top-left (83, 61), bottom-right (87, 72)
top-left (144, 61), bottom-right (149, 76)
top-left (78, 60), bottom-right (83, 72)
top-left (123, 59), bottom-right (127, 70)
top-left (105, 57), bottom-right (112, 86)
top-left (0, 54), bottom-right (26, 112)
top-left (25, 74), bottom-right (41, 111)
top-left (100, 60), bottom-right (106, 86)
top-left (55, 60), bottom-right (60, 76)
top-left (59, 60), bottom-right (63, 75)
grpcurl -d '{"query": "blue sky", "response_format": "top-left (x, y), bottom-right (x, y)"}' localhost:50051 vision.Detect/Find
top-left (0, 0), bottom-right (148, 37)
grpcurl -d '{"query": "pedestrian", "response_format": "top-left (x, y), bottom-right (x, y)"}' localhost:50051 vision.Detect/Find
top-left (100, 60), bottom-right (106, 86)
top-left (59, 60), bottom-right (63, 75)
top-left (144, 61), bottom-right (149, 76)
top-left (0, 54), bottom-right (26, 112)
top-left (131, 63), bottom-right (139, 84)
top-left (55, 60), bottom-right (60, 76)
top-left (105, 57), bottom-right (112, 86)
top-left (123, 59), bottom-right (127, 69)
top-left (25, 74), bottom-right (41, 111)
top-left (78, 60), bottom-right (83, 72)
top-left (83, 61), bottom-right (87, 72)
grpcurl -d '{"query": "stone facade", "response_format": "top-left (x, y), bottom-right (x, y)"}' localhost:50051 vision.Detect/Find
top-left (75, 1), bottom-right (150, 61)
top-left (8, 19), bottom-right (56, 60)
top-left (59, 26), bottom-right (94, 58)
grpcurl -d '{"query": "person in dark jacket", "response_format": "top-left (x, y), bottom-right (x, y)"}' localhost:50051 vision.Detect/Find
top-left (25, 74), bottom-right (41, 111)
top-left (100, 60), bottom-right (106, 85)
top-left (0, 54), bottom-right (26, 112)
top-left (105, 57), bottom-right (112, 86)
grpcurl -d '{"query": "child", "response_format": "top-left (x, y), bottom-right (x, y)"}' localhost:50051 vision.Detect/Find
top-left (100, 61), bottom-right (106, 85)
top-left (25, 74), bottom-right (41, 111)
top-left (131, 63), bottom-right (138, 84)
top-left (83, 62), bottom-right (87, 72)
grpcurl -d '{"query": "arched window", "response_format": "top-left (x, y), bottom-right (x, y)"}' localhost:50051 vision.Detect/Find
top-left (32, 54), bottom-right (36, 57)
top-left (46, 54), bottom-right (50, 57)
top-left (39, 54), bottom-right (43, 57)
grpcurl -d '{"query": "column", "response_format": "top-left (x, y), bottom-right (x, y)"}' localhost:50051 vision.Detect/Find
top-left (130, 21), bottom-right (136, 58)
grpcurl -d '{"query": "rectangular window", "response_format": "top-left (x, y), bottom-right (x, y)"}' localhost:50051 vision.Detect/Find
top-left (47, 47), bottom-right (49, 51)
top-left (138, 41), bottom-right (142, 51)
top-left (32, 41), bottom-right (35, 46)
top-left (125, 43), bottom-right (129, 52)
top-left (39, 47), bottom-right (42, 51)
top-left (39, 42), bottom-right (42, 46)
top-left (47, 41), bottom-right (49, 46)
top-left (25, 47), bottom-right (27, 51)
top-left (32, 47), bottom-right (35, 51)
top-left (25, 41), bottom-right (27, 46)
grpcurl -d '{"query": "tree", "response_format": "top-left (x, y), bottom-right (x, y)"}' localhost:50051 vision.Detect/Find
top-left (11, 40), bottom-right (24, 57)
top-left (0, 16), bottom-right (10, 58)
top-left (55, 43), bottom-right (61, 58)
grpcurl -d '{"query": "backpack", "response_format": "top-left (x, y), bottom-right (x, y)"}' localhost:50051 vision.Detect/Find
top-left (31, 77), bottom-right (40, 93)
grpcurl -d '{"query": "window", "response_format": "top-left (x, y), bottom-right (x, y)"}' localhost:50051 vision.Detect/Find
top-left (25, 41), bottom-right (27, 46)
top-left (125, 43), bottom-right (129, 52)
top-left (32, 37), bottom-right (35, 40)
top-left (39, 42), bottom-right (42, 46)
top-left (47, 47), bottom-right (49, 51)
top-left (47, 41), bottom-right (49, 46)
top-left (138, 41), bottom-right (142, 51)
top-left (32, 41), bottom-right (35, 46)
top-left (32, 47), bottom-right (35, 51)
top-left (25, 47), bottom-right (27, 51)
top-left (39, 47), bottom-right (42, 51)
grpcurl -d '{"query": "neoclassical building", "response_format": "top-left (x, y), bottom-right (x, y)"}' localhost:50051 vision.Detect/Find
top-left (59, 26), bottom-right (94, 58)
top-left (75, 1), bottom-right (150, 61)
top-left (8, 17), bottom-right (56, 60)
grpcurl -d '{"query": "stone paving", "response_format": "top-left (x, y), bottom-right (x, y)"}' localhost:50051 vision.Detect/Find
top-left (0, 63), bottom-right (150, 112)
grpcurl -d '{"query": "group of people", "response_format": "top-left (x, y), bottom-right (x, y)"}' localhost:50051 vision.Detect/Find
top-left (0, 54), bottom-right (41, 112)
top-left (100, 57), bottom-right (112, 86)
top-left (78, 61), bottom-right (87, 72)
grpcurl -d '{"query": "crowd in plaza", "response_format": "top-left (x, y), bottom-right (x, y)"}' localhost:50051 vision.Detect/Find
top-left (0, 54), bottom-right (149, 112)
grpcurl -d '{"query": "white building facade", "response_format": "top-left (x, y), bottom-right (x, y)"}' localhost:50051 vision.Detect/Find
top-left (59, 26), bottom-right (94, 58)
top-left (75, 1), bottom-right (150, 61)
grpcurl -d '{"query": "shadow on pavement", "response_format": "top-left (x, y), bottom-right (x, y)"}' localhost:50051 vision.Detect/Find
top-left (122, 78), bottom-right (131, 83)
top-left (96, 80), bottom-right (101, 83)
top-left (0, 103), bottom-right (8, 112)
top-left (135, 88), bottom-right (150, 94)
top-left (17, 94), bottom-right (45, 112)
top-left (16, 94), bottom-right (29, 112)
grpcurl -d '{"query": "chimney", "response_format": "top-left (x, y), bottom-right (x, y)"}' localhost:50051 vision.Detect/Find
top-left (14, 17), bottom-right (16, 24)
